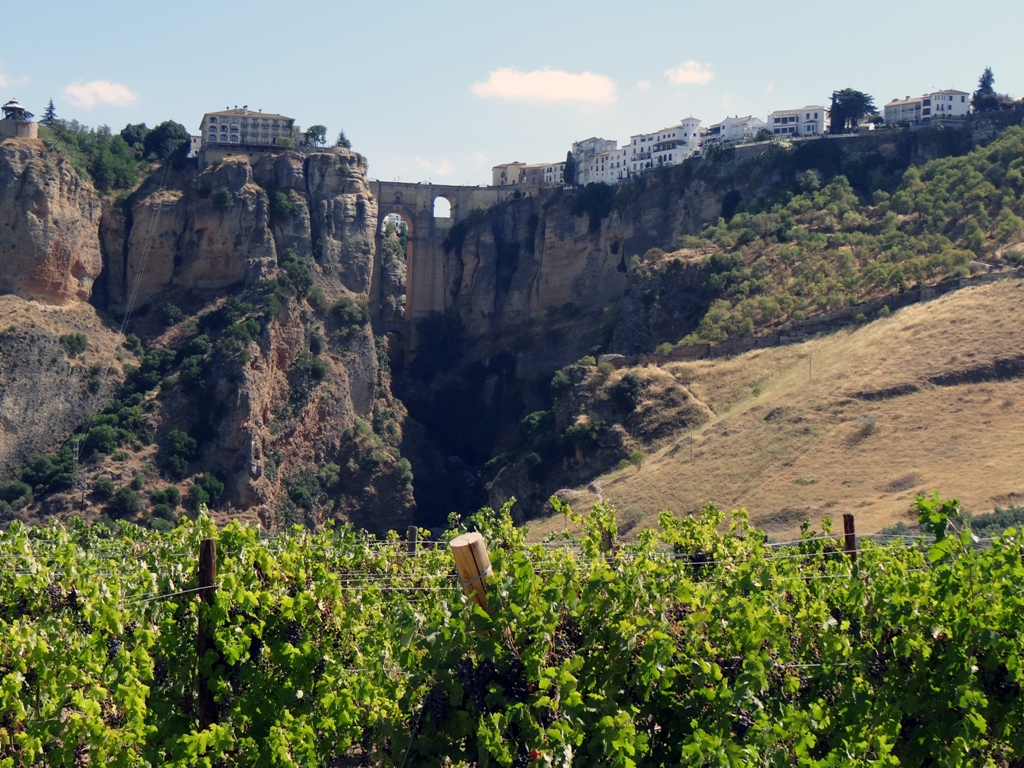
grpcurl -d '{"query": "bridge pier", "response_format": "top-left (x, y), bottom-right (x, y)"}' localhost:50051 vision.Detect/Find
top-left (368, 181), bottom-right (508, 350)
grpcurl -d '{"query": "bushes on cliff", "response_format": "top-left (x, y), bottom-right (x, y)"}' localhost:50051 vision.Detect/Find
top-left (39, 120), bottom-right (138, 193)
top-left (212, 187), bottom-right (234, 211)
top-left (59, 333), bottom-right (88, 357)
top-left (609, 372), bottom-right (643, 412)
top-left (330, 296), bottom-right (371, 339)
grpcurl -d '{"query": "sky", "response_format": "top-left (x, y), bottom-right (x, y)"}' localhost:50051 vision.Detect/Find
top-left (2, 0), bottom-right (1022, 185)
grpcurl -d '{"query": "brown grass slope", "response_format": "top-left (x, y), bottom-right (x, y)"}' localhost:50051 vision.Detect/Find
top-left (530, 279), bottom-right (1024, 539)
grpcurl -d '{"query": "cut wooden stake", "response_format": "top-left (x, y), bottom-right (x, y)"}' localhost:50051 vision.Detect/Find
top-left (843, 514), bottom-right (857, 564)
top-left (449, 532), bottom-right (491, 611)
top-left (406, 525), bottom-right (418, 556)
top-left (196, 538), bottom-right (218, 729)
top-left (600, 530), bottom-right (614, 554)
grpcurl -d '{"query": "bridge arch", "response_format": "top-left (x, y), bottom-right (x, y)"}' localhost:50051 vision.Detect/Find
top-left (433, 195), bottom-right (453, 218)
top-left (368, 181), bottom-right (508, 340)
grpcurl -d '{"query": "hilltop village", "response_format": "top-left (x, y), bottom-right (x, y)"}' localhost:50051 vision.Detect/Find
top-left (492, 86), bottom-right (972, 190)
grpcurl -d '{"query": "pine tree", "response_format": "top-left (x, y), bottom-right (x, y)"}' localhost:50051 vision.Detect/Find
top-left (563, 150), bottom-right (577, 187)
top-left (41, 99), bottom-right (57, 126)
top-left (972, 67), bottom-right (1000, 113)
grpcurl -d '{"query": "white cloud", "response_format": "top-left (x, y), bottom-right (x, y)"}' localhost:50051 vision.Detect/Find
top-left (63, 80), bottom-right (138, 109)
top-left (416, 158), bottom-right (455, 176)
top-left (636, 80), bottom-right (652, 92)
top-left (766, 81), bottom-right (775, 94)
top-left (472, 151), bottom-right (488, 164)
top-left (665, 60), bottom-right (714, 86)
top-left (471, 67), bottom-right (616, 105)
top-left (0, 63), bottom-right (29, 89)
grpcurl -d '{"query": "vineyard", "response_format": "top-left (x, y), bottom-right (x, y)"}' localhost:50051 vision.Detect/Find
top-left (2, 495), bottom-right (1024, 767)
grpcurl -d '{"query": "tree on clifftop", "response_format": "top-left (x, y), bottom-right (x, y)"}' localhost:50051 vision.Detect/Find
top-left (828, 89), bottom-right (876, 133)
top-left (305, 125), bottom-right (327, 147)
top-left (143, 120), bottom-right (190, 164)
top-left (41, 100), bottom-right (57, 126)
top-left (335, 130), bottom-right (352, 149)
top-left (972, 67), bottom-right (1000, 113)
top-left (563, 150), bottom-right (577, 187)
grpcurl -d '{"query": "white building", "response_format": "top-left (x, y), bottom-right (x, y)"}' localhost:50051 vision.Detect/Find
top-left (586, 147), bottom-right (630, 185)
top-left (767, 106), bottom-right (825, 137)
top-left (701, 115), bottom-right (767, 146)
top-left (626, 117), bottom-right (702, 175)
top-left (571, 137), bottom-right (619, 185)
top-left (544, 162), bottom-right (566, 186)
top-left (883, 90), bottom-right (969, 126)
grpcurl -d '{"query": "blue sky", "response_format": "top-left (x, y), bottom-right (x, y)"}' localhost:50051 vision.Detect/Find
top-left (3, 0), bottom-right (1022, 185)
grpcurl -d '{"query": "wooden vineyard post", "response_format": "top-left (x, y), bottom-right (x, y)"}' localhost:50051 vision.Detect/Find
top-left (449, 532), bottom-right (492, 612)
top-left (600, 530), bottom-right (614, 554)
top-left (196, 538), bottom-right (218, 729)
top-left (407, 525), bottom-right (418, 556)
top-left (843, 514), bottom-right (857, 565)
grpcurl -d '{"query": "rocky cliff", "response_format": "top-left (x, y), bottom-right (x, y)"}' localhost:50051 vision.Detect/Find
top-left (0, 139), bottom-right (103, 304)
top-left (0, 138), bottom-right (413, 533)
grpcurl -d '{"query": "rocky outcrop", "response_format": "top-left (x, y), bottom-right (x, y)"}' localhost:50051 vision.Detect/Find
top-left (0, 139), bottom-right (103, 304)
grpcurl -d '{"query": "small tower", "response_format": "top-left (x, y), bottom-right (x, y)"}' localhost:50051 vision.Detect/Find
top-left (0, 99), bottom-right (39, 139)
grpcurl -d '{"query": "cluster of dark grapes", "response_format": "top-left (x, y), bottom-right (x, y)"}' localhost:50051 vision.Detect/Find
top-left (732, 708), bottom-right (754, 738)
top-left (314, 656), bottom-right (327, 680)
top-left (552, 617), bottom-right (583, 663)
top-left (153, 659), bottom-right (168, 685)
top-left (65, 587), bottom-right (81, 612)
top-left (106, 635), bottom-right (122, 662)
top-left (458, 658), bottom-right (495, 712)
top-left (249, 635), bottom-right (263, 661)
top-left (45, 583), bottom-right (63, 608)
top-left (688, 549), bottom-right (714, 580)
top-left (287, 620), bottom-right (303, 645)
top-left (538, 705), bottom-right (558, 728)
top-left (499, 659), bottom-right (528, 704)
top-left (422, 684), bottom-right (449, 724)
top-left (125, 620), bottom-right (138, 636)
top-left (24, 668), bottom-right (38, 688)
top-left (75, 617), bottom-right (92, 635)
top-left (866, 655), bottom-right (887, 682)
top-left (228, 604), bottom-right (241, 621)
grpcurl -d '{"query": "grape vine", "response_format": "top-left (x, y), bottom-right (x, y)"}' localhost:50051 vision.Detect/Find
top-left (1, 495), bottom-right (1023, 766)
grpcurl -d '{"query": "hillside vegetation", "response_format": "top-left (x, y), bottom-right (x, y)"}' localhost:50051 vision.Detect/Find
top-left (528, 279), bottom-right (1024, 538)
top-left (631, 124), bottom-right (1024, 348)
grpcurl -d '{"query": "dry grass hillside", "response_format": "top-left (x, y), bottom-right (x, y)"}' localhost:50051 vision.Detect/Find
top-left (529, 279), bottom-right (1024, 539)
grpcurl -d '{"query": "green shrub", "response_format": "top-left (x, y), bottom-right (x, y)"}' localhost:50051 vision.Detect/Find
top-left (211, 187), bottom-right (234, 211)
top-left (597, 361), bottom-right (614, 377)
top-left (308, 332), bottom-right (326, 356)
top-left (854, 313), bottom-right (868, 324)
top-left (109, 486), bottom-right (141, 518)
top-left (609, 373), bottom-right (643, 412)
top-left (151, 486), bottom-right (181, 508)
top-left (92, 477), bottom-right (115, 500)
top-left (0, 481), bottom-right (33, 508)
top-left (550, 370), bottom-right (571, 398)
top-left (576, 355), bottom-right (597, 367)
top-left (655, 342), bottom-right (675, 355)
top-left (130, 473), bottom-right (146, 491)
top-left (330, 296), bottom-right (370, 338)
top-left (59, 333), bottom-right (88, 357)
top-left (279, 248), bottom-right (313, 298)
top-left (83, 425), bottom-right (120, 456)
top-left (394, 458), bottom-right (414, 488)
top-left (289, 352), bottom-right (328, 404)
top-left (161, 303), bottom-right (183, 326)
top-left (149, 517), bottom-right (175, 532)
top-left (628, 450), bottom-right (646, 469)
top-left (269, 190), bottom-right (297, 222)
top-left (307, 286), bottom-right (327, 313)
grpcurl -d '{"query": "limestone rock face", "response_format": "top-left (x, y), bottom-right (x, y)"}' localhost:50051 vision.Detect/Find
top-left (0, 139), bottom-right (103, 304)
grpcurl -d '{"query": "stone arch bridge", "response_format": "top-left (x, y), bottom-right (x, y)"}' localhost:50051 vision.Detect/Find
top-left (368, 181), bottom-right (512, 342)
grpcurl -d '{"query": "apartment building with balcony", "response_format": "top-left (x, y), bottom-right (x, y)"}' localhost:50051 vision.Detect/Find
top-left (626, 117), bottom-right (702, 174)
top-left (701, 115), bottom-right (766, 145)
top-left (199, 107), bottom-right (298, 164)
top-left (768, 106), bottom-right (825, 137)
top-left (883, 89), bottom-right (969, 126)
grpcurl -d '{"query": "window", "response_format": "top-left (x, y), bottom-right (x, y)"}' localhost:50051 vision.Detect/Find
top-left (209, 117), bottom-right (218, 124)
top-left (230, 136), bottom-right (239, 142)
